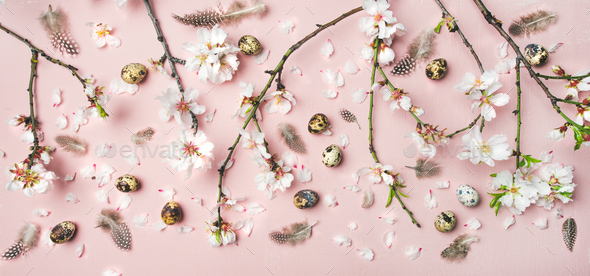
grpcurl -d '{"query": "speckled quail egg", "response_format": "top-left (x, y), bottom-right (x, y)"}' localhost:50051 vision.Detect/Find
top-left (524, 44), bottom-right (549, 66)
top-left (308, 113), bottom-right (329, 134)
top-left (238, 35), bottom-right (263, 56)
top-left (161, 201), bottom-right (182, 225)
top-left (50, 221), bottom-right (76, 244)
top-left (425, 58), bottom-right (448, 80)
top-left (121, 63), bottom-right (147, 84)
top-left (456, 184), bottom-right (480, 207)
top-left (322, 144), bottom-right (342, 167)
top-left (293, 189), bottom-right (319, 209)
top-left (115, 174), bottom-right (140, 193)
top-left (435, 211), bottom-right (456, 233)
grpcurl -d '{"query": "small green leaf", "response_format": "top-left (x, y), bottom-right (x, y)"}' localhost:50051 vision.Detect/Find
top-left (490, 173), bottom-right (497, 177)
top-left (518, 159), bottom-right (526, 168)
top-left (397, 189), bottom-right (409, 198)
top-left (494, 201), bottom-right (501, 216)
top-left (385, 186), bottom-right (394, 207)
top-left (489, 197), bottom-right (499, 208)
top-left (434, 21), bottom-right (444, 34)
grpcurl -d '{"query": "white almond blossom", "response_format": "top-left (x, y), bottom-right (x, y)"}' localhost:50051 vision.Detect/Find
top-left (457, 126), bottom-right (511, 167)
top-left (382, 86), bottom-right (411, 112)
top-left (87, 22), bottom-right (121, 48)
top-left (6, 163), bottom-right (56, 197)
top-left (359, 0), bottom-right (406, 39)
top-left (467, 89), bottom-right (510, 121)
top-left (536, 163), bottom-right (577, 209)
top-left (238, 127), bottom-right (270, 158)
top-left (254, 157), bottom-right (294, 200)
top-left (156, 82), bottom-right (206, 127)
top-left (205, 219), bottom-right (237, 247)
top-left (454, 70), bottom-right (503, 95)
top-left (546, 125), bottom-right (567, 142)
top-left (353, 163), bottom-right (397, 185)
top-left (262, 90), bottom-right (296, 114)
top-left (232, 82), bottom-right (262, 119)
top-left (166, 129), bottom-right (214, 180)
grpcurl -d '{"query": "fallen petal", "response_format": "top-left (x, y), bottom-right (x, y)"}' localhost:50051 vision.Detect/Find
top-left (357, 248), bottom-right (374, 261)
top-left (504, 215), bottom-right (515, 229)
top-left (406, 246), bottom-right (421, 260)
top-left (533, 218), bottom-right (548, 230)
top-left (383, 231), bottom-right (395, 248)
top-left (331, 235), bottom-right (352, 247)
top-left (464, 218), bottom-right (481, 230)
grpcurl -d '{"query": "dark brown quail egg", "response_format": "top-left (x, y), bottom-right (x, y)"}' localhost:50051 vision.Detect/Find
top-left (435, 211), bottom-right (456, 233)
top-left (50, 221), bottom-right (76, 244)
top-left (308, 113), bottom-right (329, 134)
top-left (425, 58), bottom-right (448, 80)
top-left (161, 201), bottom-right (182, 225)
top-left (238, 35), bottom-right (263, 56)
top-left (121, 63), bottom-right (147, 84)
top-left (293, 190), bottom-right (319, 209)
top-left (322, 144), bottom-right (342, 167)
top-left (524, 44), bottom-right (549, 66)
top-left (115, 174), bottom-right (140, 193)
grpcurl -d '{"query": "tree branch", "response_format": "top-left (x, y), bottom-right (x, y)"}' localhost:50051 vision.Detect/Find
top-left (26, 50), bottom-right (40, 170)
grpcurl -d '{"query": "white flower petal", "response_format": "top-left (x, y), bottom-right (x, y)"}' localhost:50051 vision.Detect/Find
top-left (498, 42), bottom-right (508, 58)
top-left (218, 159), bottom-right (234, 170)
top-left (116, 194), bottom-right (132, 210)
top-left (41, 228), bottom-right (54, 247)
top-left (464, 218), bottom-right (482, 230)
top-left (95, 189), bottom-right (109, 203)
top-left (435, 181), bottom-right (450, 189)
top-left (65, 193), bottom-right (80, 203)
top-left (540, 151), bottom-right (553, 163)
top-left (548, 43), bottom-right (563, 53)
top-left (204, 109), bottom-right (216, 122)
top-left (348, 222), bottom-right (358, 231)
top-left (76, 244), bottom-right (84, 258)
top-left (332, 235), bottom-right (352, 246)
top-left (278, 20), bottom-right (294, 34)
top-left (55, 115), bottom-right (67, 129)
top-left (177, 226), bottom-right (194, 234)
top-left (32, 208), bottom-right (49, 217)
top-left (554, 207), bottom-right (563, 219)
top-left (52, 88), bottom-right (61, 107)
top-left (289, 65), bottom-right (302, 76)
top-left (351, 88), bottom-right (368, 103)
top-left (335, 70), bottom-right (344, 87)
top-left (133, 214), bottom-right (149, 228)
top-left (103, 268), bottom-right (121, 276)
top-left (191, 197), bottom-right (203, 206)
top-left (282, 152), bottom-right (298, 168)
top-left (320, 39), bottom-right (334, 57)
top-left (95, 143), bottom-right (112, 157)
top-left (110, 78), bottom-right (138, 95)
top-left (95, 163), bottom-right (115, 187)
top-left (64, 173), bottom-right (76, 181)
top-left (123, 152), bottom-right (140, 165)
top-left (533, 218), bottom-right (548, 230)
top-left (383, 231), bottom-right (395, 248)
top-left (324, 195), bottom-right (338, 207)
top-left (344, 60), bottom-right (359, 74)
top-left (379, 216), bottom-right (396, 225)
top-left (0, 150), bottom-right (4, 157)
top-left (406, 246), bottom-right (421, 260)
top-left (152, 220), bottom-right (167, 231)
top-left (357, 248), bottom-right (374, 261)
top-left (322, 89), bottom-right (338, 98)
top-left (252, 49), bottom-right (270, 64)
top-left (158, 187), bottom-right (176, 201)
top-left (339, 134), bottom-right (349, 149)
top-left (424, 190), bottom-right (437, 209)
top-left (247, 202), bottom-right (266, 215)
top-left (81, 164), bottom-right (96, 178)
top-left (504, 215), bottom-right (515, 229)
top-left (297, 165), bottom-right (312, 183)
top-left (343, 185), bottom-right (361, 192)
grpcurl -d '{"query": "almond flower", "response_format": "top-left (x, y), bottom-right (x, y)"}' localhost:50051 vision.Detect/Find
top-left (238, 127), bottom-right (271, 158)
top-left (491, 170), bottom-right (538, 215)
top-left (205, 219), bottom-right (236, 247)
top-left (546, 125), bottom-right (568, 142)
top-left (156, 82), bottom-right (206, 127)
top-left (232, 82), bottom-right (262, 119)
top-left (382, 87), bottom-right (411, 112)
top-left (166, 129), bottom-right (214, 180)
top-left (467, 88), bottom-right (510, 121)
top-left (457, 126), bottom-right (511, 167)
top-left (262, 89), bottom-right (296, 114)
top-left (359, 0), bottom-right (406, 39)
top-left (353, 163), bottom-right (398, 185)
top-left (88, 22), bottom-right (121, 48)
top-left (535, 163), bottom-right (577, 210)
top-left (254, 154), bottom-right (294, 200)
top-left (5, 163), bottom-right (56, 197)
top-left (454, 70), bottom-right (503, 95)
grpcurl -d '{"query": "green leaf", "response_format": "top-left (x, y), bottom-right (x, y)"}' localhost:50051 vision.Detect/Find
top-left (397, 189), bottom-right (409, 198)
top-left (574, 141), bottom-right (582, 151)
top-left (494, 201), bottom-right (501, 216)
top-left (215, 230), bottom-right (221, 245)
top-left (434, 21), bottom-right (444, 34)
top-left (490, 173), bottom-right (497, 177)
top-left (489, 197), bottom-right (499, 208)
top-left (385, 186), bottom-right (394, 207)
top-left (518, 159), bottom-right (526, 168)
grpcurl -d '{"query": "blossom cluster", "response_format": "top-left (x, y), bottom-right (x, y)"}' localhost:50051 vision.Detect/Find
top-left (454, 70), bottom-right (509, 122)
top-left (405, 124), bottom-right (448, 158)
top-left (358, 0), bottom-right (406, 65)
top-left (73, 74), bottom-right (111, 131)
top-left (156, 82), bottom-right (206, 127)
top-left (6, 114), bottom-right (43, 144)
top-left (457, 126), bottom-right (511, 167)
top-left (166, 129), bottom-right (214, 180)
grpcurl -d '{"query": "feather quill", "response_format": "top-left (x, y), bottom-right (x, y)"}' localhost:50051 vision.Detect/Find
top-left (131, 127), bottom-right (154, 145)
top-left (362, 190), bottom-right (374, 209)
top-left (508, 10), bottom-right (557, 37)
top-left (96, 209), bottom-right (131, 251)
top-left (173, 0), bottom-right (267, 29)
top-left (562, 218), bottom-right (577, 252)
top-left (39, 5), bottom-right (79, 56)
top-left (2, 222), bottom-right (39, 260)
top-left (406, 158), bottom-right (440, 178)
top-left (391, 28), bottom-right (436, 76)
top-left (269, 221), bottom-right (318, 245)
top-left (55, 135), bottom-right (87, 156)
top-left (278, 123), bottom-right (306, 154)
top-left (441, 234), bottom-right (478, 262)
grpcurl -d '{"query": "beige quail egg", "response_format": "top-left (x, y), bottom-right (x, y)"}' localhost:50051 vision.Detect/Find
top-left (161, 201), bottom-right (182, 225)
top-left (435, 211), bottom-right (456, 233)
top-left (524, 44), bottom-right (549, 66)
top-left (293, 189), bottom-right (319, 209)
top-left (115, 174), bottom-right (140, 193)
top-left (308, 113), bottom-right (329, 134)
top-left (121, 63), bottom-right (147, 84)
top-left (425, 58), bottom-right (448, 80)
top-left (322, 144), bottom-right (342, 167)
top-left (238, 35), bottom-right (263, 56)
top-left (50, 221), bottom-right (76, 244)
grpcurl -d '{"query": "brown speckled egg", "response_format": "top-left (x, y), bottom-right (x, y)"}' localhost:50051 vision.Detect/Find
top-left (50, 221), bottom-right (76, 244)
top-left (238, 35), bottom-right (263, 56)
top-left (524, 44), bottom-right (549, 66)
top-left (161, 201), bottom-right (182, 225)
top-left (293, 190), bottom-right (319, 209)
top-left (115, 174), bottom-right (140, 193)
top-left (434, 211), bottom-right (456, 233)
top-left (322, 144), bottom-right (342, 167)
top-left (121, 63), bottom-right (147, 84)
top-left (308, 113), bottom-right (329, 134)
top-left (425, 58), bottom-right (448, 80)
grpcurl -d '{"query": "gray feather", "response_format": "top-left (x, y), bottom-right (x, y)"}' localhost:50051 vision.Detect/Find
top-left (97, 209), bottom-right (131, 251)
top-left (441, 234), bottom-right (478, 262)
top-left (2, 222), bottom-right (39, 260)
top-left (406, 158), bottom-right (440, 178)
top-left (39, 5), bottom-right (79, 56)
top-left (269, 221), bottom-right (318, 245)
top-left (278, 123), bottom-right (306, 154)
top-left (55, 135), bottom-right (87, 156)
top-left (562, 218), bottom-right (577, 252)
top-left (509, 10), bottom-right (557, 37)
top-left (173, 0), bottom-right (266, 28)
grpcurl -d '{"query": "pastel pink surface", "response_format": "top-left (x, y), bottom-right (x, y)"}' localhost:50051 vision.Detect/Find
top-left (1, 0), bottom-right (589, 275)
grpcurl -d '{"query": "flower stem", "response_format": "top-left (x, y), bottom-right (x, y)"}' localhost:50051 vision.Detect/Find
top-left (515, 58), bottom-right (522, 169)
top-left (368, 40), bottom-right (380, 163)
top-left (433, 0), bottom-right (484, 74)
top-left (391, 185), bottom-right (421, 227)
top-left (536, 73), bottom-right (590, 80)
top-left (143, 0), bottom-right (199, 134)
top-left (252, 115), bottom-right (272, 155)
top-left (471, 0), bottom-right (590, 137)
top-left (445, 114), bottom-right (481, 138)
top-left (26, 50), bottom-right (40, 170)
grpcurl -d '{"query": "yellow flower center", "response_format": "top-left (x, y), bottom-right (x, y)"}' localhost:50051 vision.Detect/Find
top-left (510, 187), bottom-right (519, 194)
top-left (481, 143), bottom-right (491, 155)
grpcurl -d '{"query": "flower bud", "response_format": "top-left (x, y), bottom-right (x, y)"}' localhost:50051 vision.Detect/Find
top-left (552, 65), bottom-right (565, 76)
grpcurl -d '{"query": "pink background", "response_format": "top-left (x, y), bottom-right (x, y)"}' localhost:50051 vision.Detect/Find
top-left (1, 0), bottom-right (589, 275)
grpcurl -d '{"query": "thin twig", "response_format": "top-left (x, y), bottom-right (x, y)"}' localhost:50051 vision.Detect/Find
top-left (368, 40), bottom-right (380, 162)
top-left (515, 58), bottom-right (522, 168)
top-left (26, 50), bottom-right (40, 170)
top-left (143, 0), bottom-right (198, 134)
top-left (446, 114), bottom-right (481, 138)
top-left (472, 0), bottom-right (590, 136)
top-left (536, 72), bottom-right (590, 80)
